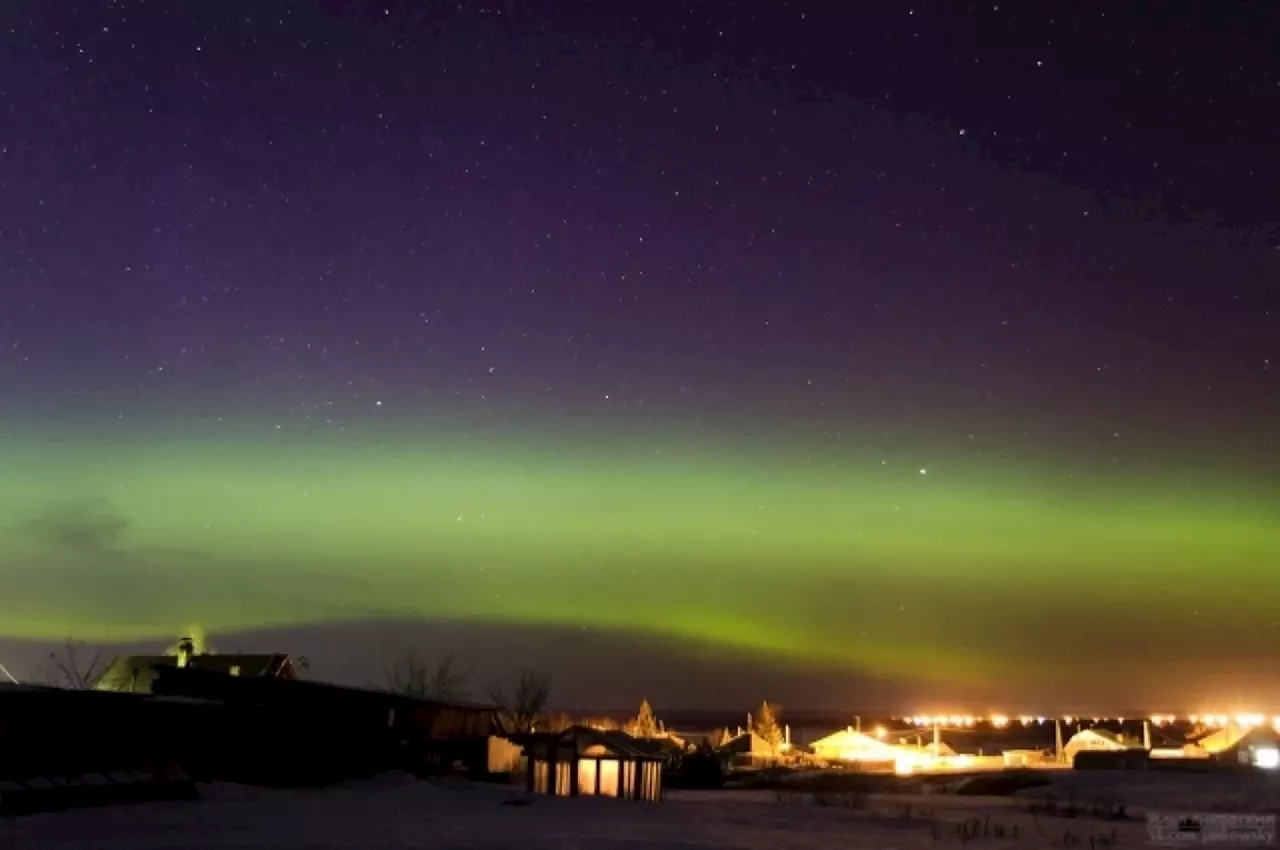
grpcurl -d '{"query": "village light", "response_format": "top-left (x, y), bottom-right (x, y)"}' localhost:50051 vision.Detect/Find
top-left (874, 725), bottom-right (887, 739)
top-left (989, 714), bottom-right (1009, 728)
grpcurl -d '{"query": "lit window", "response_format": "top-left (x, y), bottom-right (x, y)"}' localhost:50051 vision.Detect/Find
top-left (230, 665), bottom-right (241, 676)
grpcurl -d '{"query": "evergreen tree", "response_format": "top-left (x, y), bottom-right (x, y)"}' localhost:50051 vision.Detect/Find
top-left (754, 700), bottom-right (783, 747)
top-left (629, 698), bottom-right (660, 738)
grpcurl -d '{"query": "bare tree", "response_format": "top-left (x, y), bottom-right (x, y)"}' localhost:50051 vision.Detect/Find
top-left (487, 669), bottom-right (551, 734)
top-left (382, 649), bottom-right (470, 701)
top-left (45, 639), bottom-right (107, 690)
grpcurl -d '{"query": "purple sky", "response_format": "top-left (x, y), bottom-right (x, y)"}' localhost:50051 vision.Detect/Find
top-left (1, 1), bottom-right (1277, 710)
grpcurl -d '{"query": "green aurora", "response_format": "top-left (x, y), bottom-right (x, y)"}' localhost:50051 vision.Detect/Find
top-left (2, 428), bottom-right (1277, 689)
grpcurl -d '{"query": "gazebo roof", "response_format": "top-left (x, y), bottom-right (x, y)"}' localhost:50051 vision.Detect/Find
top-left (522, 725), bottom-right (666, 761)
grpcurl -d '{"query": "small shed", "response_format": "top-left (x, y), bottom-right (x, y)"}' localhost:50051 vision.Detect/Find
top-left (522, 726), bottom-right (665, 801)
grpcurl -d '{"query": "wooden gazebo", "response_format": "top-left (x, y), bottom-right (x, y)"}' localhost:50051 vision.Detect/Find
top-left (521, 726), bottom-right (666, 801)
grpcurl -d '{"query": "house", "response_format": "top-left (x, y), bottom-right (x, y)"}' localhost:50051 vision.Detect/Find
top-left (1190, 723), bottom-right (1280, 768)
top-left (1064, 728), bottom-right (1149, 769)
top-left (521, 726), bottom-right (666, 801)
top-left (94, 637), bottom-right (297, 695)
top-left (718, 730), bottom-right (782, 768)
top-left (0, 682), bottom-right (202, 811)
top-left (145, 664), bottom-right (499, 785)
top-left (809, 727), bottom-right (907, 766)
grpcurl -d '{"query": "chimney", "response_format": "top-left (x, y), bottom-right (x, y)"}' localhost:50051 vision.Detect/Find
top-left (176, 637), bottom-right (195, 668)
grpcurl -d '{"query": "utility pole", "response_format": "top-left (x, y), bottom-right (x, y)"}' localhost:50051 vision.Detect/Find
top-left (1055, 718), bottom-right (1064, 764)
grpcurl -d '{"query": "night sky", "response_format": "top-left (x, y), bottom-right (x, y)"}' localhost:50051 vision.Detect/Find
top-left (2, 1), bottom-right (1278, 711)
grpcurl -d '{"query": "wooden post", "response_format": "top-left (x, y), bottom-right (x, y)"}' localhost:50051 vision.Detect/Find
top-left (568, 731), bottom-right (580, 797)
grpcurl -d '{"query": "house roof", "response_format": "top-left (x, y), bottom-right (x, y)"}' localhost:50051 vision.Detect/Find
top-left (720, 730), bottom-right (779, 755)
top-left (93, 653), bottom-right (293, 694)
top-left (808, 729), bottom-right (908, 759)
top-left (1193, 723), bottom-right (1280, 754)
top-left (1066, 728), bottom-right (1126, 748)
top-left (150, 663), bottom-right (499, 720)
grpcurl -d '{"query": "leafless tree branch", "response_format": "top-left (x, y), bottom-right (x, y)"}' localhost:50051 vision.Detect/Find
top-left (381, 649), bottom-right (470, 701)
top-left (487, 669), bottom-right (551, 734)
top-left (45, 639), bottom-right (106, 690)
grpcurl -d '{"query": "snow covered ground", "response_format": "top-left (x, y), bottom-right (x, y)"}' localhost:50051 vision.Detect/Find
top-left (1, 769), bottom-right (1277, 849)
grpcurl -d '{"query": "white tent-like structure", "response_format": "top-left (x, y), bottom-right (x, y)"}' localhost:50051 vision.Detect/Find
top-left (809, 728), bottom-right (904, 764)
top-left (809, 726), bottom-right (978, 774)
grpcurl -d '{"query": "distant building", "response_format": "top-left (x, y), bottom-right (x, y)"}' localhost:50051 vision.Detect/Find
top-left (719, 730), bottom-right (781, 768)
top-left (1002, 749), bottom-right (1050, 768)
top-left (1190, 723), bottom-right (1280, 768)
top-left (93, 636), bottom-right (298, 695)
top-left (1062, 728), bottom-right (1130, 763)
top-left (809, 728), bottom-right (904, 766)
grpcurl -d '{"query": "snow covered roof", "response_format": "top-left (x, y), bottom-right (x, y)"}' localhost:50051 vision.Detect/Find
top-left (523, 726), bottom-right (668, 761)
top-left (1066, 728), bottom-right (1127, 748)
top-left (808, 729), bottom-right (910, 760)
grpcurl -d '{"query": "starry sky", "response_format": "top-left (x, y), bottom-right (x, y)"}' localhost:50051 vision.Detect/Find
top-left (1, 1), bottom-right (1278, 711)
